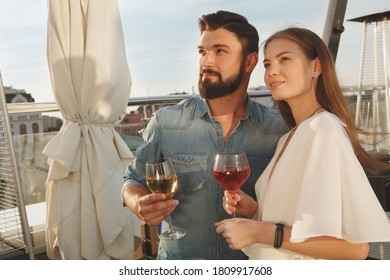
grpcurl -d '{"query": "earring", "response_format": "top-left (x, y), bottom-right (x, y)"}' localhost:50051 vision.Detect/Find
top-left (314, 73), bottom-right (318, 79)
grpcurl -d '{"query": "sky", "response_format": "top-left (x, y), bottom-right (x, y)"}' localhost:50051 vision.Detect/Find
top-left (0, 0), bottom-right (389, 103)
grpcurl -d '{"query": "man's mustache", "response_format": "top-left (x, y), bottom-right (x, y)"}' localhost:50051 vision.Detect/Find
top-left (200, 68), bottom-right (221, 76)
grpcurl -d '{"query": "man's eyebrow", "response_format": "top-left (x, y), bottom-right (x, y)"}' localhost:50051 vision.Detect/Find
top-left (197, 44), bottom-right (230, 49)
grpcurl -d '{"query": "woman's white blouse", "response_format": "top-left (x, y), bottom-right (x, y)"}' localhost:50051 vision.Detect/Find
top-left (242, 112), bottom-right (390, 259)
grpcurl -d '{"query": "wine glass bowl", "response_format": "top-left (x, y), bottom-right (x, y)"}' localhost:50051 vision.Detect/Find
top-left (213, 151), bottom-right (250, 216)
top-left (146, 170), bottom-right (178, 199)
top-left (146, 158), bottom-right (186, 240)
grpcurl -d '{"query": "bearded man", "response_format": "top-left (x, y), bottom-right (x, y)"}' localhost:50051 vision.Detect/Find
top-left (122, 10), bottom-right (287, 260)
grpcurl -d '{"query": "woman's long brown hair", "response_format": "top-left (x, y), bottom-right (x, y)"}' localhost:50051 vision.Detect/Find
top-left (263, 27), bottom-right (390, 174)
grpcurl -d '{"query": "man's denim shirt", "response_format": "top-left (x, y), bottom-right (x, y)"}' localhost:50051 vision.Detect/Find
top-left (123, 96), bottom-right (288, 260)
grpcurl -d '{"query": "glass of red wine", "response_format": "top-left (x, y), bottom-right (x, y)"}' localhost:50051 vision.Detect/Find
top-left (146, 158), bottom-right (186, 240)
top-left (213, 151), bottom-right (250, 218)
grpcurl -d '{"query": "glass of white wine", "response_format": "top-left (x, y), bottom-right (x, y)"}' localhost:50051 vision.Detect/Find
top-left (146, 158), bottom-right (186, 240)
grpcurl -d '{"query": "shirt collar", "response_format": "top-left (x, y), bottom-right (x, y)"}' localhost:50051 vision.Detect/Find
top-left (193, 96), bottom-right (209, 119)
top-left (192, 94), bottom-right (257, 122)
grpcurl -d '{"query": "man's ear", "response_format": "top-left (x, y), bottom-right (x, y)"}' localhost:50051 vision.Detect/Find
top-left (245, 52), bottom-right (259, 72)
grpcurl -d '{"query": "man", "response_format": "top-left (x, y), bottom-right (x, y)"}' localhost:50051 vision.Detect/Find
top-left (122, 10), bottom-right (287, 259)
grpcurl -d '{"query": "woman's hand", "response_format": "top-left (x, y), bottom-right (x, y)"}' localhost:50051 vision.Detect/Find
top-left (215, 218), bottom-right (262, 250)
top-left (223, 189), bottom-right (258, 218)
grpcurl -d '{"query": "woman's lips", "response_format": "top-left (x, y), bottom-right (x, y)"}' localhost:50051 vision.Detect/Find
top-left (269, 80), bottom-right (284, 88)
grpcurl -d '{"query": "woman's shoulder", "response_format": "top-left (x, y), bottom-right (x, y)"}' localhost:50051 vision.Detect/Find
top-left (307, 111), bottom-right (346, 131)
top-left (297, 111), bottom-right (349, 142)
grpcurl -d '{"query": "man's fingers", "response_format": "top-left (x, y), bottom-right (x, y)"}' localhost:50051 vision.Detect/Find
top-left (138, 193), bottom-right (179, 225)
top-left (140, 193), bottom-right (166, 204)
top-left (143, 205), bottom-right (176, 226)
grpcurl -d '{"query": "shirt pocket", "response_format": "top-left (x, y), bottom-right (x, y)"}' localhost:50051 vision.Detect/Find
top-left (169, 154), bottom-right (207, 193)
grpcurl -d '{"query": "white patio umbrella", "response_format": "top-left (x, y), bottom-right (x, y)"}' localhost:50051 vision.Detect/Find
top-left (43, 0), bottom-right (141, 259)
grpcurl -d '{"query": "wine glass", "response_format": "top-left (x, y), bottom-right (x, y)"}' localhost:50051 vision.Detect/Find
top-left (146, 158), bottom-right (186, 240)
top-left (213, 151), bottom-right (250, 217)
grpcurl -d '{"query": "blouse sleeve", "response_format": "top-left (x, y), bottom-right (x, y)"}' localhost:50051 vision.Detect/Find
top-left (290, 113), bottom-right (390, 243)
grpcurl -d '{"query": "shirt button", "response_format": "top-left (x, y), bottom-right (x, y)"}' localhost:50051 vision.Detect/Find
top-left (217, 131), bottom-right (223, 137)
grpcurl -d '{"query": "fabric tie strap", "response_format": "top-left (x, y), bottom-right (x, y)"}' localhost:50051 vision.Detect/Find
top-left (64, 119), bottom-right (114, 146)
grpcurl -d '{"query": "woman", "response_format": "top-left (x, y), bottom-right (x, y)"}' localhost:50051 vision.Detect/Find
top-left (215, 27), bottom-right (390, 260)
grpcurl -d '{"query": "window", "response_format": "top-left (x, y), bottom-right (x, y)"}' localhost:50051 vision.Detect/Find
top-left (32, 123), bottom-right (39, 133)
top-left (19, 124), bottom-right (27, 135)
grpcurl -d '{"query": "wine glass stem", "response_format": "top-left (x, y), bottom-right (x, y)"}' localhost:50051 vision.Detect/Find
top-left (168, 215), bottom-right (175, 233)
top-left (232, 212), bottom-right (236, 218)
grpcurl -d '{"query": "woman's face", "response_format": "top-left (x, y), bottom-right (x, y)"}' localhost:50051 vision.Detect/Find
top-left (263, 37), bottom-right (317, 105)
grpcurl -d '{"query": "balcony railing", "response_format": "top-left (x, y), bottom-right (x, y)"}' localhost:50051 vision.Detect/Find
top-left (0, 92), bottom-right (272, 260)
top-left (1, 89), bottom-right (389, 260)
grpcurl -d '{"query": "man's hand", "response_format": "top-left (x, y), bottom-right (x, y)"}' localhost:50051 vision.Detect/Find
top-left (123, 185), bottom-right (178, 226)
top-left (137, 193), bottom-right (178, 225)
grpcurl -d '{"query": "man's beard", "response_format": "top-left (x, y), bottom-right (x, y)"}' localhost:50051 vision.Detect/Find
top-left (198, 60), bottom-right (245, 100)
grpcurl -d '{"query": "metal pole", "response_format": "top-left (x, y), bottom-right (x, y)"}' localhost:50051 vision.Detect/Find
top-left (373, 22), bottom-right (379, 150)
top-left (322, 0), bottom-right (348, 61)
top-left (0, 72), bottom-right (35, 259)
top-left (382, 19), bottom-right (390, 152)
top-left (355, 22), bottom-right (367, 126)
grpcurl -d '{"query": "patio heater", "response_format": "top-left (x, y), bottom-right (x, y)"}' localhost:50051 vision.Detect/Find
top-left (348, 11), bottom-right (390, 260)
top-left (349, 11), bottom-right (390, 155)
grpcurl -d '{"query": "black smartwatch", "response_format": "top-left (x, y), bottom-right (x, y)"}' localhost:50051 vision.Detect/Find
top-left (274, 223), bottom-right (285, 249)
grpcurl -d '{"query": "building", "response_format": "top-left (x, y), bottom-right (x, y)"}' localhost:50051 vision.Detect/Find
top-left (4, 86), bottom-right (43, 135)
top-left (1, 86), bottom-right (61, 207)
top-left (3, 86), bottom-right (61, 134)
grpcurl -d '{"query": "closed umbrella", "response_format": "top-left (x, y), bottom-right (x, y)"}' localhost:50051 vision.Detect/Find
top-left (43, 0), bottom-right (140, 259)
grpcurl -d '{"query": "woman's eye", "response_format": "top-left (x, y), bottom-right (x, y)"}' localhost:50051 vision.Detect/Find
top-left (280, 56), bottom-right (289, 62)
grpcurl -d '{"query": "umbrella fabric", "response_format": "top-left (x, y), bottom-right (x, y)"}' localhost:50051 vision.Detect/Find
top-left (43, 0), bottom-right (140, 259)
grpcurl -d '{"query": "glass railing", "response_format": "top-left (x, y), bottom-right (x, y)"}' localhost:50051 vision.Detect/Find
top-left (2, 92), bottom-right (273, 258)
top-left (3, 88), bottom-right (390, 259)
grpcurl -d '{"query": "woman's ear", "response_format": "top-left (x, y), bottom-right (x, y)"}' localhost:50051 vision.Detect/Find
top-left (313, 57), bottom-right (322, 78)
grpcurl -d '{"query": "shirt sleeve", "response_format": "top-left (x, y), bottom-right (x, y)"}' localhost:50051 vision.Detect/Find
top-left (290, 114), bottom-right (390, 243)
top-left (122, 114), bottom-right (162, 200)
